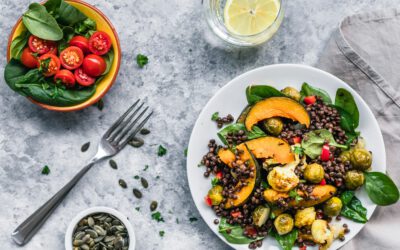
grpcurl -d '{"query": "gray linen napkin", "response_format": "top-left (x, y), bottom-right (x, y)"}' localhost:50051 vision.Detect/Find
top-left (318, 8), bottom-right (400, 250)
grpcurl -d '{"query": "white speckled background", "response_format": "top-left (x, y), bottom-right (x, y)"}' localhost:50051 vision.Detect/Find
top-left (0, 0), bottom-right (399, 249)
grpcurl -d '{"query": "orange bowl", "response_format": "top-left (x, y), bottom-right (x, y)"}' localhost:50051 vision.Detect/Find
top-left (6, 0), bottom-right (121, 112)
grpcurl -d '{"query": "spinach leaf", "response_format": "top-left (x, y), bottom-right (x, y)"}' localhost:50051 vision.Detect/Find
top-left (57, 1), bottom-right (87, 26)
top-left (57, 26), bottom-right (75, 52)
top-left (10, 30), bottom-right (30, 60)
top-left (22, 3), bottom-right (63, 41)
top-left (301, 129), bottom-right (348, 159)
top-left (340, 190), bottom-right (355, 205)
top-left (44, 0), bottom-right (61, 16)
top-left (270, 228), bottom-right (298, 250)
top-left (300, 82), bottom-right (332, 104)
top-left (333, 105), bottom-right (356, 132)
top-left (246, 85), bottom-right (284, 105)
top-left (364, 172), bottom-right (400, 206)
top-left (335, 88), bottom-right (359, 128)
top-left (74, 18), bottom-right (96, 37)
top-left (102, 48), bottom-right (115, 76)
top-left (4, 59), bottom-right (30, 93)
top-left (217, 123), bottom-right (266, 145)
top-left (218, 218), bottom-right (263, 244)
top-left (340, 206), bottom-right (367, 223)
top-left (339, 192), bottom-right (368, 223)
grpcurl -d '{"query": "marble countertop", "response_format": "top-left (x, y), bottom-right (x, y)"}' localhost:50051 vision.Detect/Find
top-left (0, 0), bottom-right (399, 249)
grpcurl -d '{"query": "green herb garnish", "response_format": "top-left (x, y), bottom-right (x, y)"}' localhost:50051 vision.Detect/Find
top-left (159, 231), bottom-right (165, 237)
top-left (41, 165), bottom-right (50, 175)
top-left (136, 54), bottom-right (148, 68)
top-left (211, 112), bottom-right (219, 121)
top-left (143, 165), bottom-right (149, 171)
top-left (184, 148), bottom-right (188, 157)
top-left (289, 189), bottom-right (303, 203)
top-left (135, 207), bottom-right (140, 211)
top-left (151, 212), bottom-right (164, 222)
top-left (211, 178), bottom-right (219, 187)
top-left (134, 175), bottom-right (140, 179)
top-left (158, 145), bottom-right (167, 156)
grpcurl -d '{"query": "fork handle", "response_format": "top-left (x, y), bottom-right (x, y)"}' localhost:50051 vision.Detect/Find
top-left (11, 162), bottom-right (95, 246)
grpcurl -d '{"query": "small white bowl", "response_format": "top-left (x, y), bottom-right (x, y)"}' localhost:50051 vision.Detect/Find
top-left (65, 207), bottom-right (136, 250)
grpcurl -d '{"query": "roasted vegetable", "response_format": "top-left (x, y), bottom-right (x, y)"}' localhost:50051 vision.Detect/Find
top-left (311, 220), bottom-right (333, 250)
top-left (274, 213), bottom-right (294, 235)
top-left (281, 87), bottom-right (301, 101)
top-left (267, 155), bottom-right (300, 192)
top-left (294, 207), bottom-right (316, 228)
top-left (245, 97), bottom-right (310, 131)
top-left (339, 150), bottom-right (352, 163)
top-left (323, 197), bottom-right (343, 216)
top-left (208, 185), bottom-right (223, 205)
top-left (350, 148), bottom-right (372, 171)
top-left (303, 163), bottom-right (325, 183)
top-left (345, 170), bottom-right (365, 190)
top-left (262, 117), bottom-right (283, 136)
top-left (252, 205), bottom-right (271, 227)
top-left (224, 146), bottom-right (261, 209)
top-left (263, 185), bottom-right (337, 208)
top-left (218, 137), bottom-right (294, 166)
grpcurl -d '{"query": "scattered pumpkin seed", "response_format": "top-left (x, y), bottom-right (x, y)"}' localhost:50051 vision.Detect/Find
top-left (128, 137), bottom-right (144, 148)
top-left (81, 142), bottom-right (90, 152)
top-left (140, 177), bottom-right (149, 188)
top-left (133, 188), bottom-right (143, 198)
top-left (150, 201), bottom-right (158, 211)
top-left (118, 179), bottom-right (127, 189)
top-left (140, 128), bottom-right (150, 135)
top-left (96, 99), bottom-right (104, 111)
top-left (109, 159), bottom-right (118, 170)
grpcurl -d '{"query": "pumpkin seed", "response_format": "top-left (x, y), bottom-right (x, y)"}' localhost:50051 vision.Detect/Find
top-left (74, 231), bottom-right (85, 240)
top-left (96, 99), bottom-right (104, 111)
top-left (140, 177), bottom-right (149, 188)
top-left (128, 137), bottom-right (144, 148)
top-left (73, 239), bottom-right (84, 246)
top-left (82, 234), bottom-right (91, 242)
top-left (140, 128), bottom-right (150, 135)
top-left (133, 188), bottom-right (143, 198)
top-left (81, 244), bottom-right (90, 250)
top-left (85, 229), bottom-right (98, 238)
top-left (109, 159), bottom-right (118, 169)
top-left (104, 235), bottom-right (116, 242)
top-left (150, 201), bottom-right (158, 211)
top-left (118, 179), bottom-right (127, 189)
top-left (94, 225), bottom-right (106, 236)
top-left (87, 217), bottom-right (95, 227)
top-left (81, 142), bottom-right (90, 152)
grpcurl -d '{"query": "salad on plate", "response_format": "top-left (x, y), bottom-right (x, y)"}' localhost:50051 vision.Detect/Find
top-left (200, 83), bottom-right (399, 249)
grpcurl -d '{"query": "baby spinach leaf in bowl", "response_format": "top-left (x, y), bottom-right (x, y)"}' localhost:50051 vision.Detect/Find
top-left (57, 0), bottom-right (87, 26)
top-left (270, 228), bottom-right (298, 250)
top-left (364, 172), bottom-right (400, 206)
top-left (22, 3), bottom-right (63, 41)
top-left (339, 191), bottom-right (368, 223)
top-left (10, 30), bottom-right (30, 60)
top-left (301, 129), bottom-right (347, 159)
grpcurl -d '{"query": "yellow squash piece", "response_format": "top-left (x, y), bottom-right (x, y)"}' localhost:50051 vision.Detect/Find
top-left (263, 185), bottom-right (337, 208)
top-left (218, 136), bottom-right (294, 167)
top-left (245, 97), bottom-right (310, 131)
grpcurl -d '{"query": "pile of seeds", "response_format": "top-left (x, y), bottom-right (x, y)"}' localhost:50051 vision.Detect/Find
top-left (201, 139), bottom-right (223, 177)
top-left (225, 130), bottom-right (248, 146)
top-left (73, 213), bottom-right (129, 250)
top-left (214, 114), bottom-right (234, 128)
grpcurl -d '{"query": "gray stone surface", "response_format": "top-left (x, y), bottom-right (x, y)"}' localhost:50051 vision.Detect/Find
top-left (0, 0), bottom-right (398, 249)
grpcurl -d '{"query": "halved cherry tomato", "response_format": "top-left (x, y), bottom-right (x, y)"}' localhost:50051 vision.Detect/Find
top-left (59, 46), bottom-right (84, 70)
top-left (28, 35), bottom-right (56, 55)
top-left (88, 31), bottom-right (112, 55)
top-left (244, 226), bottom-right (258, 238)
top-left (82, 54), bottom-right (106, 77)
top-left (303, 95), bottom-right (317, 105)
top-left (38, 54), bottom-right (60, 77)
top-left (69, 36), bottom-right (90, 54)
top-left (20, 47), bottom-right (38, 68)
top-left (48, 46), bottom-right (58, 55)
top-left (292, 136), bottom-right (302, 144)
top-left (74, 68), bottom-right (95, 86)
top-left (54, 70), bottom-right (75, 88)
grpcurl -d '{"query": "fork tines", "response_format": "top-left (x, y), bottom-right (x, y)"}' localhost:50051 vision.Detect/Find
top-left (104, 100), bottom-right (153, 147)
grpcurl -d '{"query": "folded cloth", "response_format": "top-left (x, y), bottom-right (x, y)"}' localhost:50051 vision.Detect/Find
top-left (318, 9), bottom-right (400, 250)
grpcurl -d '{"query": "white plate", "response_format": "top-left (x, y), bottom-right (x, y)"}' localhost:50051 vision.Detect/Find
top-left (187, 64), bottom-right (385, 250)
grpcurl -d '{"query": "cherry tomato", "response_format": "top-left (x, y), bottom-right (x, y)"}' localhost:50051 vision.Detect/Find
top-left (59, 46), bottom-right (84, 70)
top-left (215, 171), bottom-right (223, 179)
top-left (204, 196), bottom-right (212, 207)
top-left (69, 36), bottom-right (90, 54)
top-left (28, 35), bottom-right (57, 55)
top-left (292, 136), bottom-right (302, 144)
top-left (20, 47), bottom-right (38, 68)
top-left (88, 31), bottom-right (112, 55)
top-left (303, 95), bottom-right (317, 105)
top-left (54, 69), bottom-right (75, 88)
top-left (82, 54), bottom-right (106, 77)
top-left (38, 54), bottom-right (60, 77)
top-left (74, 68), bottom-right (95, 86)
top-left (48, 46), bottom-right (58, 55)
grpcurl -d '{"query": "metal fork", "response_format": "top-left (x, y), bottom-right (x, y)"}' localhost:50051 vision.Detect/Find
top-left (11, 100), bottom-right (153, 246)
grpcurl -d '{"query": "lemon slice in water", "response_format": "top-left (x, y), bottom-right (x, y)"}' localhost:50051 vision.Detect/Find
top-left (224, 0), bottom-right (280, 36)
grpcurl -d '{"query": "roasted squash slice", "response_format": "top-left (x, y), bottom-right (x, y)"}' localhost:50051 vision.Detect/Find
top-left (263, 185), bottom-right (337, 208)
top-left (218, 136), bottom-right (294, 166)
top-left (224, 145), bottom-right (261, 209)
top-left (244, 97), bottom-right (310, 131)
